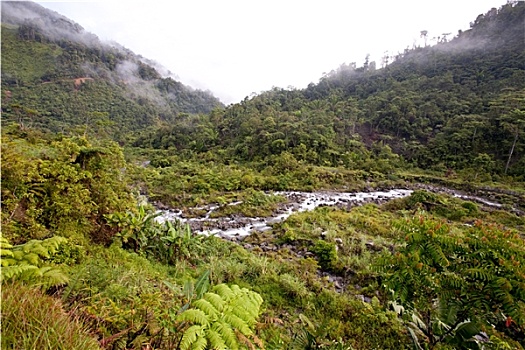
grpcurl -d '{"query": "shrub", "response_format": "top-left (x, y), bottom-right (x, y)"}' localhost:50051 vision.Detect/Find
top-left (311, 240), bottom-right (338, 270)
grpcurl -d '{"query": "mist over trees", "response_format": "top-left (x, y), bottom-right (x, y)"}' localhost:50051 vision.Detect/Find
top-left (1, 1), bottom-right (223, 139)
top-left (1, 1), bottom-right (525, 349)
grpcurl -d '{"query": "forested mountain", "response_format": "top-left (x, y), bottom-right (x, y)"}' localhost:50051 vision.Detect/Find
top-left (134, 1), bottom-right (524, 179)
top-left (1, 1), bottom-right (223, 140)
top-left (2, 2), bottom-right (523, 178)
top-left (2, 2), bottom-right (525, 350)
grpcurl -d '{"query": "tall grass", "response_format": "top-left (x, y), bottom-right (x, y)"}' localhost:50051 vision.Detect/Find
top-left (1, 282), bottom-right (100, 350)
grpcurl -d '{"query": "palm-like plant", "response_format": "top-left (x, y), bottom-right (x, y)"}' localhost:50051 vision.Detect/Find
top-left (105, 205), bottom-right (161, 252)
top-left (1, 236), bottom-right (69, 290)
top-left (177, 283), bottom-right (264, 350)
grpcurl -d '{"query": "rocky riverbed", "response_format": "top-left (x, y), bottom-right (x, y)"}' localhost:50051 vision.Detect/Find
top-left (154, 185), bottom-right (520, 294)
top-left (156, 189), bottom-right (413, 238)
top-left (155, 184), bottom-right (519, 239)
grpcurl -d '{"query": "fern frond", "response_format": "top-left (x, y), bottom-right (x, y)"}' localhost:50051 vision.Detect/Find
top-left (204, 292), bottom-right (226, 312)
top-left (0, 248), bottom-right (14, 258)
top-left (425, 241), bottom-right (449, 267)
top-left (21, 240), bottom-right (39, 253)
top-left (230, 284), bottom-right (242, 295)
top-left (28, 244), bottom-right (50, 258)
top-left (465, 268), bottom-right (492, 282)
top-left (213, 284), bottom-right (234, 301)
top-left (191, 335), bottom-right (207, 350)
top-left (23, 252), bottom-right (41, 265)
top-left (1, 258), bottom-right (17, 266)
top-left (178, 309), bottom-right (210, 327)
top-left (206, 329), bottom-right (227, 350)
top-left (194, 298), bottom-right (219, 320)
top-left (12, 250), bottom-right (26, 260)
top-left (179, 325), bottom-right (204, 350)
top-left (1, 264), bottom-right (38, 281)
top-left (224, 313), bottom-right (252, 335)
top-left (231, 306), bottom-right (256, 326)
top-left (213, 320), bottom-right (238, 350)
top-left (440, 272), bottom-right (465, 290)
top-left (40, 266), bottom-right (70, 288)
top-left (0, 238), bottom-right (14, 254)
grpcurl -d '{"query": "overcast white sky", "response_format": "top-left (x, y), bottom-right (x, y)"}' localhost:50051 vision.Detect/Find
top-left (35, 0), bottom-right (508, 104)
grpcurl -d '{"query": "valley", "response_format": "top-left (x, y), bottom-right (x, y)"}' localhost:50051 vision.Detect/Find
top-left (1, 1), bottom-right (524, 349)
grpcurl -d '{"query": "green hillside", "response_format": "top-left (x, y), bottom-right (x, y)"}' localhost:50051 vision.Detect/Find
top-left (134, 1), bottom-right (524, 179)
top-left (1, 1), bottom-right (223, 140)
top-left (1, 1), bottom-right (524, 350)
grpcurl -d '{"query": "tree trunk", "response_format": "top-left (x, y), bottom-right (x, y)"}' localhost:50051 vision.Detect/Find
top-left (504, 130), bottom-right (519, 174)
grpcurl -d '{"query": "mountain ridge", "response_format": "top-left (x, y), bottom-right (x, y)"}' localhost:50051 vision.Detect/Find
top-left (1, 1), bottom-right (224, 138)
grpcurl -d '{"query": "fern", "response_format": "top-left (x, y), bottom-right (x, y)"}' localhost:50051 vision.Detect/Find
top-left (213, 321), bottom-right (238, 349)
top-left (204, 292), bottom-right (226, 311)
top-left (0, 238), bottom-right (14, 257)
top-left (1, 264), bottom-right (38, 280)
top-left (177, 283), bottom-right (263, 350)
top-left (380, 214), bottom-right (525, 348)
top-left (224, 313), bottom-right (252, 335)
top-left (178, 309), bottom-right (210, 327)
top-left (0, 236), bottom-right (69, 289)
top-left (193, 298), bottom-right (220, 319)
top-left (213, 283), bottom-right (235, 300)
top-left (192, 335), bottom-right (208, 350)
top-left (180, 325), bottom-right (204, 350)
top-left (206, 329), bottom-right (227, 349)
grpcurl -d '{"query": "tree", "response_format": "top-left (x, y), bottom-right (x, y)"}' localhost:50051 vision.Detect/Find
top-left (420, 30), bottom-right (429, 47)
top-left (501, 109), bottom-right (525, 174)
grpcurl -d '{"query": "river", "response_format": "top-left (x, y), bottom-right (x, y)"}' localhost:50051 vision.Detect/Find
top-left (155, 185), bottom-right (516, 239)
top-left (156, 189), bottom-right (418, 238)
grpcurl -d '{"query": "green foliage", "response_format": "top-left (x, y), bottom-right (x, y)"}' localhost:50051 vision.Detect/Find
top-left (1, 236), bottom-right (69, 290)
top-left (377, 213), bottom-right (525, 348)
top-left (152, 221), bottom-right (209, 264)
top-left (400, 190), bottom-right (483, 221)
top-left (61, 244), bottom-right (180, 349)
top-left (106, 206), bottom-right (210, 265)
top-left (1, 129), bottom-right (135, 244)
top-left (177, 283), bottom-right (264, 350)
top-left (311, 240), bottom-right (338, 270)
top-left (1, 2), bottom-right (525, 349)
top-left (105, 205), bottom-right (161, 253)
top-left (1, 10), bottom-right (223, 137)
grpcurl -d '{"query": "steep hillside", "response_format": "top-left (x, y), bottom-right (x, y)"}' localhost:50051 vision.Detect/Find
top-left (134, 1), bottom-right (524, 179)
top-left (1, 1), bottom-right (223, 139)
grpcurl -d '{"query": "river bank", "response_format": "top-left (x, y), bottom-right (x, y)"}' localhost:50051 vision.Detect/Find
top-left (155, 183), bottom-right (521, 240)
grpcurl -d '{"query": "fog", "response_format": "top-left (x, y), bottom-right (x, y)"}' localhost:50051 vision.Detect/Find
top-left (6, 1), bottom-right (511, 104)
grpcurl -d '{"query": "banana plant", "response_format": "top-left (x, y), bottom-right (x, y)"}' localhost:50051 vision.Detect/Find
top-left (105, 205), bottom-right (161, 253)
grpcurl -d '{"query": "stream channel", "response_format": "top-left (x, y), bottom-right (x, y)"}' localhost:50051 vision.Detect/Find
top-left (155, 187), bottom-right (505, 239)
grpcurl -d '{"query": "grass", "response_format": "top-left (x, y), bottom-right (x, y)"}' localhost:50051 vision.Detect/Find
top-left (1, 282), bottom-right (100, 350)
